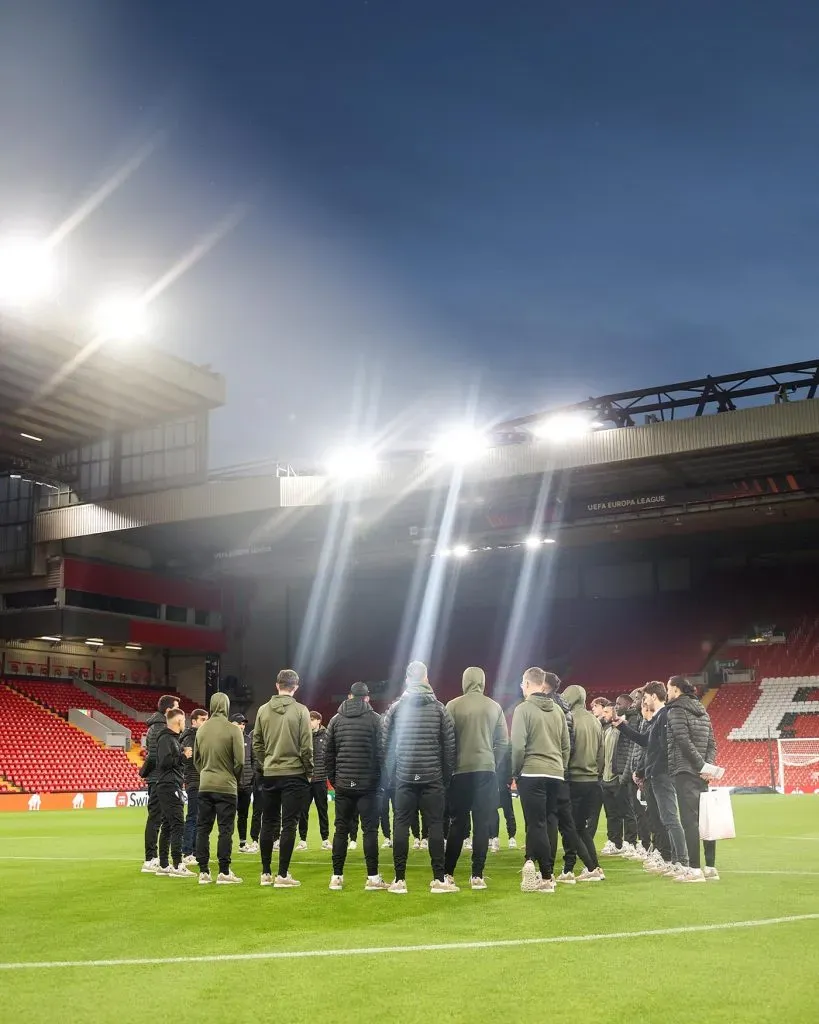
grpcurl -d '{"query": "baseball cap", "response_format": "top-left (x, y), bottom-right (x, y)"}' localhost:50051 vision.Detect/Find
top-left (350, 682), bottom-right (369, 697)
top-left (230, 713), bottom-right (248, 724)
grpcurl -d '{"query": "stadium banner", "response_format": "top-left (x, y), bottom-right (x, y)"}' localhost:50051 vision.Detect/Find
top-left (0, 790), bottom-right (150, 812)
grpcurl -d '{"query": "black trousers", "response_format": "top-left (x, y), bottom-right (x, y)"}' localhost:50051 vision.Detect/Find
top-left (144, 782), bottom-right (163, 860)
top-left (260, 775), bottom-right (309, 877)
top-left (563, 780), bottom-right (603, 873)
top-left (393, 780), bottom-right (446, 881)
top-left (517, 776), bottom-right (558, 878)
top-left (490, 779), bottom-right (517, 840)
top-left (627, 778), bottom-right (652, 847)
top-left (196, 791), bottom-right (238, 875)
top-left (548, 779), bottom-right (598, 873)
top-left (157, 783), bottom-right (185, 869)
top-left (381, 788), bottom-right (424, 840)
top-left (299, 780), bottom-right (329, 841)
top-left (643, 779), bottom-right (672, 862)
top-left (602, 780), bottom-right (638, 847)
top-left (674, 772), bottom-right (716, 870)
top-left (333, 788), bottom-right (380, 876)
top-left (182, 787), bottom-right (198, 856)
top-left (250, 777), bottom-right (263, 842)
top-left (444, 771), bottom-right (496, 878)
top-left (237, 787), bottom-right (252, 843)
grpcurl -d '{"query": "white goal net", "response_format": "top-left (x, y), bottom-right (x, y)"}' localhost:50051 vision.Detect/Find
top-left (777, 738), bottom-right (819, 792)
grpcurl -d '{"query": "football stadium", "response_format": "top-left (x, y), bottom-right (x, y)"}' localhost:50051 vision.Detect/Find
top-left (1, 321), bottom-right (818, 1023)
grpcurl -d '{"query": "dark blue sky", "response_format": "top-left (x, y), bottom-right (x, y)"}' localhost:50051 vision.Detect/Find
top-left (2, 1), bottom-right (819, 465)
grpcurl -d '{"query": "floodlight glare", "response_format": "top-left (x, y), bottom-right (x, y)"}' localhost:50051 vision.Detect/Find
top-left (525, 535), bottom-right (544, 550)
top-left (452, 543), bottom-right (470, 558)
top-left (0, 235), bottom-right (56, 307)
top-left (93, 291), bottom-right (148, 341)
top-left (531, 412), bottom-right (594, 442)
top-left (325, 446), bottom-right (379, 481)
top-left (431, 427), bottom-right (488, 464)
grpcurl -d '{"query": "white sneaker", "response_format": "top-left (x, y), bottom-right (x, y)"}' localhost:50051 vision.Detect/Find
top-left (274, 873), bottom-right (301, 888)
top-left (463, 838), bottom-right (473, 852)
top-left (348, 840), bottom-right (358, 851)
top-left (619, 842), bottom-right (636, 858)
top-left (600, 841), bottom-right (618, 856)
top-left (381, 838), bottom-right (393, 849)
top-left (216, 871), bottom-right (243, 885)
top-left (238, 842), bottom-right (258, 855)
top-left (471, 876), bottom-right (487, 890)
top-left (169, 864), bottom-right (195, 877)
top-left (430, 878), bottom-right (459, 893)
top-left (420, 839), bottom-right (429, 851)
top-left (329, 874), bottom-right (344, 891)
top-left (676, 867), bottom-right (706, 884)
top-left (198, 872), bottom-right (212, 885)
top-left (704, 866), bottom-right (720, 881)
top-left (663, 862), bottom-right (686, 878)
top-left (577, 867), bottom-right (606, 882)
top-left (295, 840), bottom-right (308, 852)
top-left (365, 875), bottom-right (389, 891)
top-left (557, 871), bottom-right (576, 885)
top-left (508, 837), bottom-right (518, 850)
top-left (645, 858), bottom-right (670, 874)
top-left (388, 879), bottom-right (408, 894)
top-left (521, 859), bottom-right (542, 893)
top-left (539, 877), bottom-right (557, 893)
top-left (182, 854), bottom-right (197, 866)
top-left (321, 840), bottom-right (332, 851)
top-left (632, 842), bottom-right (649, 860)
top-left (273, 840), bottom-right (280, 851)
top-left (141, 857), bottom-right (160, 874)
top-left (412, 839), bottom-right (421, 851)
top-left (155, 865), bottom-right (172, 876)
top-left (260, 873), bottom-right (273, 887)
top-left (489, 838), bottom-right (500, 854)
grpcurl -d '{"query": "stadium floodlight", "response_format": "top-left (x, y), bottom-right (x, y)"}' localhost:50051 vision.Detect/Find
top-left (0, 235), bottom-right (56, 307)
top-left (125, 643), bottom-right (142, 651)
top-left (85, 638), bottom-right (104, 647)
top-left (39, 636), bottom-right (62, 643)
top-left (430, 427), bottom-right (488, 465)
top-left (525, 535), bottom-right (545, 550)
top-left (530, 412), bottom-right (596, 442)
top-left (20, 432), bottom-right (43, 442)
top-left (452, 543), bottom-right (470, 558)
top-left (324, 446), bottom-right (379, 481)
top-left (92, 291), bottom-right (148, 341)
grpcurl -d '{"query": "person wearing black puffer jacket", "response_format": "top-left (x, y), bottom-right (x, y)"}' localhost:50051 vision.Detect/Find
top-left (297, 712), bottom-right (330, 849)
top-left (140, 694), bottom-right (180, 872)
top-left (324, 682), bottom-right (387, 890)
top-left (179, 708), bottom-right (208, 862)
top-left (666, 676), bottom-right (719, 882)
top-left (623, 689), bottom-right (651, 853)
top-left (231, 714), bottom-right (258, 854)
top-left (381, 661), bottom-right (456, 893)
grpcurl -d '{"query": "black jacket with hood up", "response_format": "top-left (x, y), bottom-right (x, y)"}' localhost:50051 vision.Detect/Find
top-left (381, 682), bottom-right (456, 786)
top-left (324, 697), bottom-right (381, 791)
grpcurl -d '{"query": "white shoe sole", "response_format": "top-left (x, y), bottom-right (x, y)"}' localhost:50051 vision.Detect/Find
top-left (388, 888), bottom-right (407, 894)
top-left (216, 879), bottom-right (242, 885)
top-left (273, 882), bottom-right (301, 889)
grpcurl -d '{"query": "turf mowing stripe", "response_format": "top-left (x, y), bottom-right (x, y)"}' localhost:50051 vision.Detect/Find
top-left (0, 914), bottom-right (816, 971)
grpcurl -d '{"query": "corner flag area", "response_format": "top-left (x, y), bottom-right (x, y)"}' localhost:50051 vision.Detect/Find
top-left (1, 798), bottom-right (817, 1024)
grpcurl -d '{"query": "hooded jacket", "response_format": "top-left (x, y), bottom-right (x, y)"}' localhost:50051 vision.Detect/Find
top-left (614, 706), bottom-right (639, 781)
top-left (666, 694), bottom-right (717, 776)
top-left (238, 730), bottom-right (255, 790)
top-left (143, 711), bottom-right (166, 784)
top-left (618, 703), bottom-right (670, 778)
top-left (381, 681), bottom-right (456, 786)
top-left (252, 693), bottom-right (313, 779)
top-left (445, 667), bottom-right (508, 775)
top-left (178, 726), bottom-right (201, 789)
top-left (562, 685), bottom-right (604, 783)
top-left (154, 726), bottom-right (185, 788)
top-left (324, 697), bottom-right (381, 791)
top-left (510, 692), bottom-right (570, 779)
top-left (193, 693), bottom-right (244, 796)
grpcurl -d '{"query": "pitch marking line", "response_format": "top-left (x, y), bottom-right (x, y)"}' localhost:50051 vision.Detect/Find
top-left (0, 915), bottom-right (816, 971)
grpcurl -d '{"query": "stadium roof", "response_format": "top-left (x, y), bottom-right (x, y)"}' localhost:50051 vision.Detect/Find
top-left (0, 314), bottom-right (224, 472)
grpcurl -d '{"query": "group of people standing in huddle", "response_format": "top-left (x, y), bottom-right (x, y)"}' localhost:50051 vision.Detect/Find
top-left (138, 661), bottom-right (720, 892)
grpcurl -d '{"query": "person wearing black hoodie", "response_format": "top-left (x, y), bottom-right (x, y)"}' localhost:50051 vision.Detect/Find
top-left (324, 682), bottom-right (388, 890)
top-left (179, 708), bottom-right (208, 862)
top-left (381, 662), bottom-right (457, 893)
top-left (231, 714), bottom-right (258, 854)
top-left (154, 708), bottom-right (194, 877)
top-left (297, 711), bottom-right (330, 849)
top-left (140, 693), bottom-right (180, 872)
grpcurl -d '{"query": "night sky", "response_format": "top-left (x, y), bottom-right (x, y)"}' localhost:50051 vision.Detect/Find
top-left (2, 1), bottom-right (819, 466)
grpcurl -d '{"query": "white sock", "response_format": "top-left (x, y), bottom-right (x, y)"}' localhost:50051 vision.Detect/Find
top-left (368, 874), bottom-right (380, 882)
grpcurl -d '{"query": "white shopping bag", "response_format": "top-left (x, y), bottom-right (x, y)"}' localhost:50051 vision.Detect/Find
top-left (698, 788), bottom-right (736, 841)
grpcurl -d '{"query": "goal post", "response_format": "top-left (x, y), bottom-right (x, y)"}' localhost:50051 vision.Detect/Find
top-left (777, 738), bottom-right (819, 793)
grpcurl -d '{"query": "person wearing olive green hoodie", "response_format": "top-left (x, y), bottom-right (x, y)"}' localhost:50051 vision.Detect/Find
top-left (559, 685), bottom-right (605, 881)
top-left (194, 691), bottom-right (245, 885)
top-left (443, 667), bottom-right (508, 888)
top-left (510, 667), bottom-right (570, 893)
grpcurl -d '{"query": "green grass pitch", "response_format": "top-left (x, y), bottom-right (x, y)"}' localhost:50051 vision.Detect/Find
top-left (1, 795), bottom-right (817, 1023)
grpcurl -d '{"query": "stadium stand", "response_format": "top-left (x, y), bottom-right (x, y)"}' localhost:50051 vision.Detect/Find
top-left (0, 683), bottom-right (143, 792)
top-left (7, 679), bottom-right (145, 737)
top-left (98, 683), bottom-right (197, 716)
